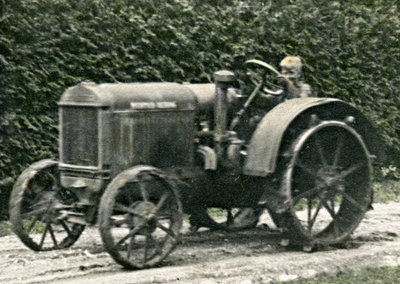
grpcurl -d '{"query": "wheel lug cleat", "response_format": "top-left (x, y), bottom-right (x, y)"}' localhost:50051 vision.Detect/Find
top-left (302, 244), bottom-right (313, 252)
top-left (189, 225), bottom-right (199, 234)
top-left (280, 238), bottom-right (290, 247)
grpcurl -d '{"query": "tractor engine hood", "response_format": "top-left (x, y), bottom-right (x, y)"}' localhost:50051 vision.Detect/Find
top-left (59, 81), bottom-right (198, 111)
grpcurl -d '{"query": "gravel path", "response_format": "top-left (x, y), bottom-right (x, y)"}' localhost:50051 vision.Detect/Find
top-left (1, 201), bottom-right (399, 284)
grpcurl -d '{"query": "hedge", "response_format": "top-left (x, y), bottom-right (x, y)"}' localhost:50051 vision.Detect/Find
top-left (1, 0), bottom-right (400, 214)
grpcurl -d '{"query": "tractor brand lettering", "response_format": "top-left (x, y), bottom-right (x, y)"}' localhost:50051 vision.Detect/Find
top-left (130, 101), bottom-right (177, 109)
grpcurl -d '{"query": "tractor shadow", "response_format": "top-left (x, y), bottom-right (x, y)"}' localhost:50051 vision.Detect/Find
top-left (163, 225), bottom-right (291, 267)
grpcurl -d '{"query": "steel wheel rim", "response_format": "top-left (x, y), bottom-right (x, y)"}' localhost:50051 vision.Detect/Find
top-left (9, 160), bottom-right (84, 251)
top-left (99, 168), bottom-right (182, 269)
top-left (284, 121), bottom-right (372, 244)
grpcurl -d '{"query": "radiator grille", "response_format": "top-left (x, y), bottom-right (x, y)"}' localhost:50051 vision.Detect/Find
top-left (61, 107), bottom-right (98, 166)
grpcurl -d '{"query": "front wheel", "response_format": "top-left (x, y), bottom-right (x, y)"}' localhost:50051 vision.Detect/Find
top-left (9, 159), bottom-right (85, 251)
top-left (279, 120), bottom-right (373, 246)
top-left (98, 166), bottom-right (183, 269)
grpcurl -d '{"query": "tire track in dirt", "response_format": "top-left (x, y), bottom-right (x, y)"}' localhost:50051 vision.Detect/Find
top-left (1, 201), bottom-right (399, 284)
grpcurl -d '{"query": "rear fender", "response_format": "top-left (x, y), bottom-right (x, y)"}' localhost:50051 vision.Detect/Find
top-left (243, 97), bottom-right (385, 177)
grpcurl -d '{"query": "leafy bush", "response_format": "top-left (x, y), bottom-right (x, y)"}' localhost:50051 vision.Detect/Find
top-left (1, 0), bottom-right (400, 216)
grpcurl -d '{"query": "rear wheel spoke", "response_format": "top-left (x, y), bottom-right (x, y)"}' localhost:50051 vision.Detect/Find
top-left (292, 186), bottom-right (319, 203)
top-left (341, 192), bottom-right (365, 212)
top-left (322, 200), bottom-right (340, 237)
top-left (314, 133), bottom-right (328, 166)
top-left (295, 159), bottom-right (317, 176)
top-left (308, 200), bottom-right (323, 233)
top-left (332, 134), bottom-right (344, 167)
top-left (338, 162), bottom-right (364, 179)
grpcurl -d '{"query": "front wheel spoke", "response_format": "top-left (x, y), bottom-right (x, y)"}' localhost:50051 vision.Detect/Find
top-left (21, 208), bottom-right (46, 219)
top-left (27, 216), bottom-right (40, 232)
top-left (155, 193), bottom-right (169, 212)
top-left (139, 181), bottom-right (148, 202)
top-left (143, 235), bottom-right (149, 262)
top-left (60, 220), bottom-right (72, 237)
top-left (127, 235), bottom-right (135, 259)
top-left (159, 208), bottom-right (180, 216)
top-left (48, 224), bottom-right (58, 248)
top-left (157, 223), bottom-right (176, 238)
top-left (148, 234), bottom-right (162, 256)
top-left (114, 203), bottom-right (142, 217)
top-left (39, 223), bottom-right (50, 249)
top-left (48, 172), bottom-right (58, 185)
top-left (111, 215), bottom-right (128, 226)
top-left (114, 202), bottom-right (134, 214)
top-left (157, 213), bottom-right (173, 220)
top-left (113, 225), bottom-right (143, 249)
top-left (323, 199), bottom-right (336, 217)
top-left (341, 192), bottom-right (365, 212)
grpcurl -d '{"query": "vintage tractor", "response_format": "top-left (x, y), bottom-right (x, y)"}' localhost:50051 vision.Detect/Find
top-left (9, 60), bottom-right (383, 269)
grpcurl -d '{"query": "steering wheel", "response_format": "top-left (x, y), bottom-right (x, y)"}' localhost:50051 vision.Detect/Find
top-left (245, 59), bottom-right (284, 99)
top-left (229, 59), bottom-right (283, 130)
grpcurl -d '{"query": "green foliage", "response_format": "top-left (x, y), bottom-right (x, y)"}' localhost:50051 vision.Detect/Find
top-left (1, 0), bottom-right (400, 209)
top-left (0, 220), bottom-right (13, 237)
top-left (373, 179), bottom-right (400, 203)
top-left (378, 165), bottom-right (400, 180)
top-left (22, 218), bottom-right (45, 234)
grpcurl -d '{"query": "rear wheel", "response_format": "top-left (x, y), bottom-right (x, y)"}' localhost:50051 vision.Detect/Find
top-left (280, 120), bottom-right (372, 246)
top-left (98, 166), bottom-right (183, 269)
top-left (9, 159), bottom-right (84, 251)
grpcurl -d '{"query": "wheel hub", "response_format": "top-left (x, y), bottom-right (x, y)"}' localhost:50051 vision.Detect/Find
top-left (33, 192), bottom-right (61, 223)
top-left (130, 201), bottom-right (157, 234)
top-left (316, 166), bottom-right (345, 198)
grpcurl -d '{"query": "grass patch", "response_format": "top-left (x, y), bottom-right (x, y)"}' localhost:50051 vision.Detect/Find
top-left (373, 179), bottom-right (400, 203)
top-left (22, 219), bottom-right (46, 234)
top-left (0, 220), bottom-right (13, 237)
top-left (0, 218), bottom-right (46, 237)
top-left (280, 266), bottom-right (400, 284)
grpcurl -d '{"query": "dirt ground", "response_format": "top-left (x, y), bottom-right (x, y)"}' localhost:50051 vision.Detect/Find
top-left (1, 201), bottom-right (400, 284)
